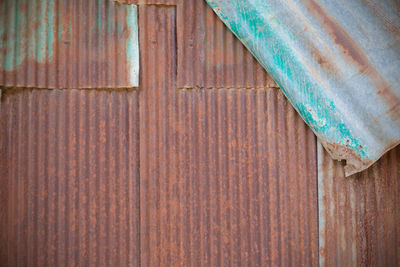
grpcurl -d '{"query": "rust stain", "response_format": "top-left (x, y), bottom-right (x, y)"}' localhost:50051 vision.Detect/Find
top-left (308, 42), bottom-right (339, 75)
top-left (306, 0), bottom-right (400, 120)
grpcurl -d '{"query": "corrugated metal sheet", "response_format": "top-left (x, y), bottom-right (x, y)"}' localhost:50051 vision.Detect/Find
top-left (318, 143), bottom-right (400, 267)
top-left (139, 5), bottom-right (318, 266)
top-left (0, 0), bottom-right (139, 88)
top-left (0, 89), bottom-right (140, 266)
top-left (206, 0), bottom-right (400, 176)
top-left (176, 0), bottom-right (277, 89)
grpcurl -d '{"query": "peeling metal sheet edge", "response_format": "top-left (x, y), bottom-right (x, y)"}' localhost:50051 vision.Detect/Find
top-left (126, 4), bottom-right (140, 86)
top-left (206, 0), bottom-right (400, 176)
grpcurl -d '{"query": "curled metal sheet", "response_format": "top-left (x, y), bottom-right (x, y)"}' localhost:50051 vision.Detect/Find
top-left (0, 0), bottom-right (139, 88)
top-left (206, 0), bottom-right (400, 176)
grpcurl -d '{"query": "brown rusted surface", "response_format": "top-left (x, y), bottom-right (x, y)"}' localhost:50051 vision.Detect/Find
top-left (318, 143), bottom-right (400, 267)
top-left (0, 0), bottom-right (138, 88)
top-left (139, 5), bottom-right (317, 266)
top-left (176, 0), bottom-right (277, 89)
top-left (0, 89), bottom-right (140, 266)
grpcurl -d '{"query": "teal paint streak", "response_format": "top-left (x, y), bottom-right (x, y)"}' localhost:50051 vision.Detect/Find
top-left (3, 0), bottom-right (18, 71)
top-left (39, 0), bottom-right (55, 63)
top-left (0, 5), bottom-right (4, 39)
top-left (57, 23), bottom-right (64, 40)
top-left (47, 0), bottom-right (55, 62)
top-left (96, 0), bottom-right (103, 30)
top-left (16, 0), bottom-right (28, 68)
top-left (36, 0), bottom-right (48, 62)
top-left (107, 4), bottom-right (114, 34)
top-left (57, 2), bottom-right (64, 40)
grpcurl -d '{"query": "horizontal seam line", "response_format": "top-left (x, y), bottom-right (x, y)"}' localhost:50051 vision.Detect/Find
top-left (177, 86), bottom-right (280, 90)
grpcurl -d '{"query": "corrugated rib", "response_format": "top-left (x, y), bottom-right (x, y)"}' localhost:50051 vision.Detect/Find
top-left (0, 0), bottom-right (139, 88)
top-left (318, 143), bottom-right (400, 267)
top-left (139, 5), bottom-right (317, 266)
top-left (0, 89), bottom-right (140, 266)
top-left (176, 0), bottom-right (277, 89)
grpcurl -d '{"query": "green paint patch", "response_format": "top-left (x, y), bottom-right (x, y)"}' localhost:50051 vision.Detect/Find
top-left (1, 0), bottom-right (56, 71)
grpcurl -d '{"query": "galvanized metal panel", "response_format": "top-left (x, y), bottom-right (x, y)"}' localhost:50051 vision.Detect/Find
top-left (318, 142), bottom-right (400, 266)
top-left (176, 0), bottom-right (276, 89)
top-left (139, 5), bottom-right (318, 266)
top-left (206, 0), bottom-right (400, 176)
top-left (0, 0), bottom-right (139, 88)
top-left (0, 89), bottom-right (140, 266)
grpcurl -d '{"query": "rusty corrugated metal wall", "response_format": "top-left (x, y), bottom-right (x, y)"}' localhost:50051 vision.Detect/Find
top-left (1, 0), bottom-right (399, 266)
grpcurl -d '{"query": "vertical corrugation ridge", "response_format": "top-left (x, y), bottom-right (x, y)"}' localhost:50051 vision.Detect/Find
top-left (0, 89), bottom-right (140, 266)
top-left (318, 142), bottom-right (400, 267)
top-left (139, 4), bottom-right (318, 260)
top-left (176, 0), bottom-right (277, 89)
top-left (0, 0), bottom-right (139, 88)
